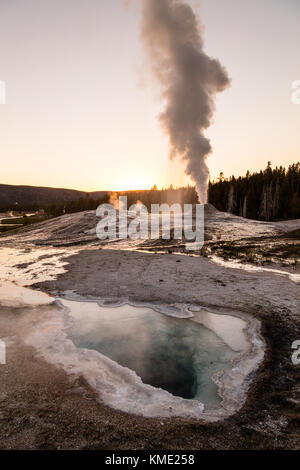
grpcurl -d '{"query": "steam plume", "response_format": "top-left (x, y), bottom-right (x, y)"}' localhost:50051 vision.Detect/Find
top-left (141, 0), bottom-right (230, 203)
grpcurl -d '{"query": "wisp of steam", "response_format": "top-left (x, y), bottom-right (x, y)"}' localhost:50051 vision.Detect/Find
top-left (141, 0), bottom-right (230, 203)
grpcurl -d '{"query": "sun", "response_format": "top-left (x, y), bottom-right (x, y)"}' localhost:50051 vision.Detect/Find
top-left (116, 174), bottom-right (154, 192)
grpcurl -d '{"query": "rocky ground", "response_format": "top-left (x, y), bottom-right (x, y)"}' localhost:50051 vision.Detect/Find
top-left (0, 206), bottom-right (299, 449)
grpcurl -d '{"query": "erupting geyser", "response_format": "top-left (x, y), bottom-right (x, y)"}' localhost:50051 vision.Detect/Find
top-left (141, 0), bottom-right (231, 203)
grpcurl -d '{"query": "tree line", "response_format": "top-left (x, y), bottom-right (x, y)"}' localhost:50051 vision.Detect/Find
top-left (3, 162), bottom-right (299, 222)
top-left (208, 162), bottom-right (300, 221)
top-left (119, 186), bottom-right (197, 210)
top-left (45, 194), bottom-right (110, 217)
top-left (46, 163), bottom-right (300, 222)
top-left (44, 187), bottom-right (198, 217)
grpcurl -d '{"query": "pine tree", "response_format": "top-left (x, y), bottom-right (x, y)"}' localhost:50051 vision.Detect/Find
top-left (227, 184), bottom-right (236, 213)
top-left (242, 195), bottom-right (248, 218)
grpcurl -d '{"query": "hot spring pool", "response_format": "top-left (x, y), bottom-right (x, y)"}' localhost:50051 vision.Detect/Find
top-left (62, 300), bottom-right (250, 409)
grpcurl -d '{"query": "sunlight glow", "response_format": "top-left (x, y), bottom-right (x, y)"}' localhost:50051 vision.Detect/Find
top-left (116, 174), bottom-right (154, 192)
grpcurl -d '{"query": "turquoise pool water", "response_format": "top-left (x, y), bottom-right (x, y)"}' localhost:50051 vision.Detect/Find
top-left (63, 301), bottom-right (245, 409)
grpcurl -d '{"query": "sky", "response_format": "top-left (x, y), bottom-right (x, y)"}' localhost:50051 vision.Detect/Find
top-left (0, 0), bottom-right (299, 191)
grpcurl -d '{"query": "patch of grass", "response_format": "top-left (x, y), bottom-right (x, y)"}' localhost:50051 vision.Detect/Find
top-left (0, 225), bottom-right (22, 233)
top-left (0, 215), bottom-right (48, 234)
top-left (209, 238), bottom-right (299, 264)
top-left (0, 216), bottom-right (47, 225)
top-left (283, 229), bottom-right (300, 240)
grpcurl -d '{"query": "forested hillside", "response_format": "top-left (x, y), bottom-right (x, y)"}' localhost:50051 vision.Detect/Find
top-left (0, 184), bottom-right (108, 212)
top-left (208, 163), bottom-right (300, 221)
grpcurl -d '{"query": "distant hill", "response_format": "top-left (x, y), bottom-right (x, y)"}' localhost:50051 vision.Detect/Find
top-left (0, 184), bottom-right (108, 211)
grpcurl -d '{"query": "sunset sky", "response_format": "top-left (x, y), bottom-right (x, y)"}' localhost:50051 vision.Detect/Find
top-left (0, 0), bottom-right (299, 191)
